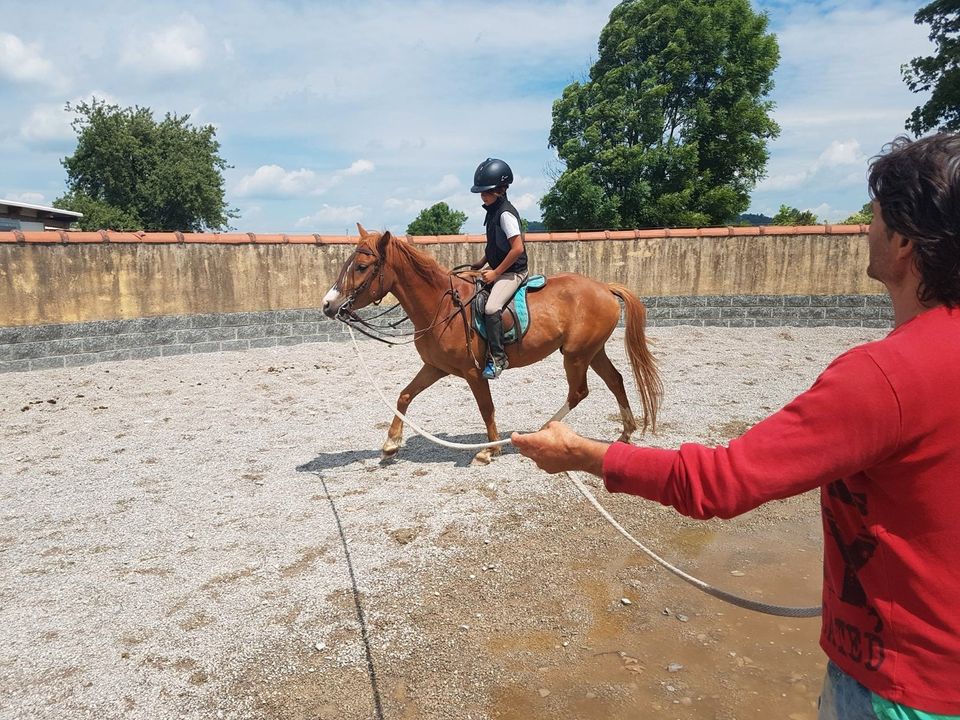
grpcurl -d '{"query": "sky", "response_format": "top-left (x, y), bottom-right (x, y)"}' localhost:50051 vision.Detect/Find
top-left (0, 0), bottom-right (936, 234)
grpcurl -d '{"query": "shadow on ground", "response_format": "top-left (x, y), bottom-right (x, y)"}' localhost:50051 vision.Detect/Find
top-left (296, 432), bottom-right (519, 473)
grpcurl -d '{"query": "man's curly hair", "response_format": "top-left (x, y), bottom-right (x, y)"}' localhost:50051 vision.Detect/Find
top-left (869, 133), bottom-right (960, 306)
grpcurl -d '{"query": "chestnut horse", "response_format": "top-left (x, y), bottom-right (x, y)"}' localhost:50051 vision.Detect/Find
top-left (322, 224), bottom-right (662, 465)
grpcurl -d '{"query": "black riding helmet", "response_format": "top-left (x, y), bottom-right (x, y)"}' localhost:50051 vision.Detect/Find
top-left (470, 158), bottom-right (513, 193)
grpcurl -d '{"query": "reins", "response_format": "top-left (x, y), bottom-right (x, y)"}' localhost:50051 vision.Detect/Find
top-left (336, 258), bottom-right (487, 369)
top-left (346, 325), bottom-right (822, 619)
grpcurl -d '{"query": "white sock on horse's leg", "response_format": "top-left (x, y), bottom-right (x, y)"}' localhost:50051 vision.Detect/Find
top-left (618, 405), bottom-right (637, 442)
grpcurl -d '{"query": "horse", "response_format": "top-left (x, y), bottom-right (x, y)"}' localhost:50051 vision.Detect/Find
top-left (322, 224), bottom-right (663, 465)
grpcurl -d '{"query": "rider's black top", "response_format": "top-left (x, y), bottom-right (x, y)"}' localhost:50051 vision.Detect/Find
top-left (483, 195), bottom-right (527, 274)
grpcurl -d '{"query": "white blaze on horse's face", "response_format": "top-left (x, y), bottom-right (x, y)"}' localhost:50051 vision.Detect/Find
top-left (321, 284), bottom-right (343, 318)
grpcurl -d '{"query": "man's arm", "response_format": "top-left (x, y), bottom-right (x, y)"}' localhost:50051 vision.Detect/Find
top-left (514, 348), bottom-right (901, 520)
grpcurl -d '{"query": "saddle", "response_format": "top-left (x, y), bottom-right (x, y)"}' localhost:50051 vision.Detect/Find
top-left (471, 275), bottom-right (547, 344)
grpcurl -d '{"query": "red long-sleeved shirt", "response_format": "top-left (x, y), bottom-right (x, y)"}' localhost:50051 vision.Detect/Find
top-left (603, 305), bottom-right (960, 714)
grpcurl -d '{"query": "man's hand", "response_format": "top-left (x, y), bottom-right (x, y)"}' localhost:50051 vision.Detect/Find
top-left (511, 422), bottom-right (609, 476)
top-left (480, 268), bottom-right (500, 283)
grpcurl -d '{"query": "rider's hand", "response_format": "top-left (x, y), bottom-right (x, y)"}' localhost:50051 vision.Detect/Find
top-left (481, 269), bottom-right (500, 283)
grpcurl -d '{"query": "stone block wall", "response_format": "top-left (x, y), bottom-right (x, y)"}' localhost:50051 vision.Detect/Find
top-left (0, 294), bottom-right (891, 373)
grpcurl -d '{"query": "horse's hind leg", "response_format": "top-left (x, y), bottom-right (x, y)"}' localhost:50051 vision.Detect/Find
top-left (382, 363), bottom-right (448, 460)
top-left (590, 347), bottom-right (637, 443)
top-left (543, 352), bottom-right (592, 428)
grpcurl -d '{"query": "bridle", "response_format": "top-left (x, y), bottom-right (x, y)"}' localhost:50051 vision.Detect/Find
top-left (332, 246), bottom-right (407, 342)
top-left (333, 247), bottom-right (484, 368)
top-left (338, 247), bottom-right (386, 312)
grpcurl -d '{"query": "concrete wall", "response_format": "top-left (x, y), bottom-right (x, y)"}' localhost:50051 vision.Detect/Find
top-left (0, 226), bottom-right (882, 327)
top-left (0, 240), bottom-right (356, 326)
top-left (0, 227), bottom-right (890, 373)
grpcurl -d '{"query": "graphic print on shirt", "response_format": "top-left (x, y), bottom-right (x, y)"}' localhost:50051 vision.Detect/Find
top-left (823, 479), bottom-right (886, 672)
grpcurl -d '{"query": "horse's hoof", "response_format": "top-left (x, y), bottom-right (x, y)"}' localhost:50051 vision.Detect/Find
top-left (471, 450), bottom-right (492, 466)
top-left (381, 443), bottom-right (401, 462)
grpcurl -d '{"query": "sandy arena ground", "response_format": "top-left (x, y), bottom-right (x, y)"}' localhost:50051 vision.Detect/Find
top-left (0, 324), bottom-right (887, 720)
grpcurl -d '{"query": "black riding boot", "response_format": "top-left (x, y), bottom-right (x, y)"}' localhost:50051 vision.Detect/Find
top-left (483, 312), bottom-right (508, 379)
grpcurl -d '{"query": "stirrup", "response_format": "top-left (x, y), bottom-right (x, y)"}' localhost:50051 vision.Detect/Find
top-left (482, 358), bottom-right (507, 380)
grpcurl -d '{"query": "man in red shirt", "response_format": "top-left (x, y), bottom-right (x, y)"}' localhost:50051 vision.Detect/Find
top-left (512, 133), bottom-right (960, 718)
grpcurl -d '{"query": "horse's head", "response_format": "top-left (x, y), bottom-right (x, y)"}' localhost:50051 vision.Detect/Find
top-left (322, 223), bottom-right (396, 319)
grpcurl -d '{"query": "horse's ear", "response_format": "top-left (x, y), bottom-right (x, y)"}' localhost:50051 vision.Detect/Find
top-left (377, 230), bottom-right (392, 254)
top-left (356, 223), bottom-right (368, 237)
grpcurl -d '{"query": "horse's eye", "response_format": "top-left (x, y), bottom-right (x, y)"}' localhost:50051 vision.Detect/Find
top-left (355, 264), bottom-right (368, 272)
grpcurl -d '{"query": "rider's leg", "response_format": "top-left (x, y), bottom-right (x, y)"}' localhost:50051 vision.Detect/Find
top-left (482, 311), bottom-right (506, 378)
top-left (483, 273), bottom-right (525, 377)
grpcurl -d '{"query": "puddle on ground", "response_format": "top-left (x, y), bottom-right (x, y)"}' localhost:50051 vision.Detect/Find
top-left (488, 515), bottom-right (824, 719)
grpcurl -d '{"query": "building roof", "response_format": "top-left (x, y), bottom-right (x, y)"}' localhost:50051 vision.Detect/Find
top-left (0, 199), bottom-right (83, 219)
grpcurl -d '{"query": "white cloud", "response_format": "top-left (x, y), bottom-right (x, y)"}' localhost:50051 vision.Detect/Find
top-left (758, 140), bottom-right (867, 192)
top-left (235, 165), bottom-right (322, 197)
top-left (811, 203), bottom-right (841, 222)
top-left (235, 159), bottom-right (375, 198)
top-left (120, 15), bottom-right (207, 75)
top-left (20, 103), bottom-right (75, 144)
top-left (759, 170), bottom-right (810, 192)
top-left (0, 33), bottom-right (58, 86)
top-left (19, 92), bottom-right (120, 145)
top-left (384, 197), bottom-right (427, 215)
top-left (511, 193), bottom-right (538, 212)
top-left (429, 174), bottom-right (461, 194)
top-left (814, 140), bottom-right (866, 170)
top-left (343, 159), bottom-right (375, 176)
top-left (296, 204), bottom-right (366, 228)
top-left (4, 191), bottom-right (46, 205)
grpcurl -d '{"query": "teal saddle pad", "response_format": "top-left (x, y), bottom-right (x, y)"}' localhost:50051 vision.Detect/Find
top-left (473, 274), bottom-right (547, 344)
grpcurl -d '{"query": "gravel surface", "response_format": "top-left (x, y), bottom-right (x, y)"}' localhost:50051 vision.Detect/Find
top-left (0, 325), bottom-right (887, 719)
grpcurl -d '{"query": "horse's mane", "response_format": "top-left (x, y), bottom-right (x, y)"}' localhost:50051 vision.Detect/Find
top-left (382, 233), bottom-right (450, 286)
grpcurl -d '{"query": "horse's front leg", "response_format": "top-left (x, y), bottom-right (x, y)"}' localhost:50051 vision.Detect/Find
top-left (464, 373), bottom-right (501, 465)
top-left (382, 363), bottom-right (448, 460)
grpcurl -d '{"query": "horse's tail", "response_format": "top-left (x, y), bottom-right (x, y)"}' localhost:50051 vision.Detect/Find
top-left (608, 283), bottom-right (663, 434)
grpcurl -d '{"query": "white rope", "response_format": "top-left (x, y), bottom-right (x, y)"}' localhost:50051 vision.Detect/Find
top-left (563, 471), bottom-right (821, 617)
top-left (347, 325), bottom-right (821, 618)
top-left (350, 326), bottom-right (510, 450)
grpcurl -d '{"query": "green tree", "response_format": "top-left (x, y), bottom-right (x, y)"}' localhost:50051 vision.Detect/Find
top-left (902, 0), bottom-right (960, 136)
top-left (405, 202), bottom-right (468, 235)
top-left (54, 99), bottom-right (236, 231)
top-left (541, 0), bottom-right (780, 231)
top-left (770, 204), bottom-right (820, 226)
top-left (842, 202), bottom-right (873, 225)
top-left (738, 212), bottom-right (773, 225)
